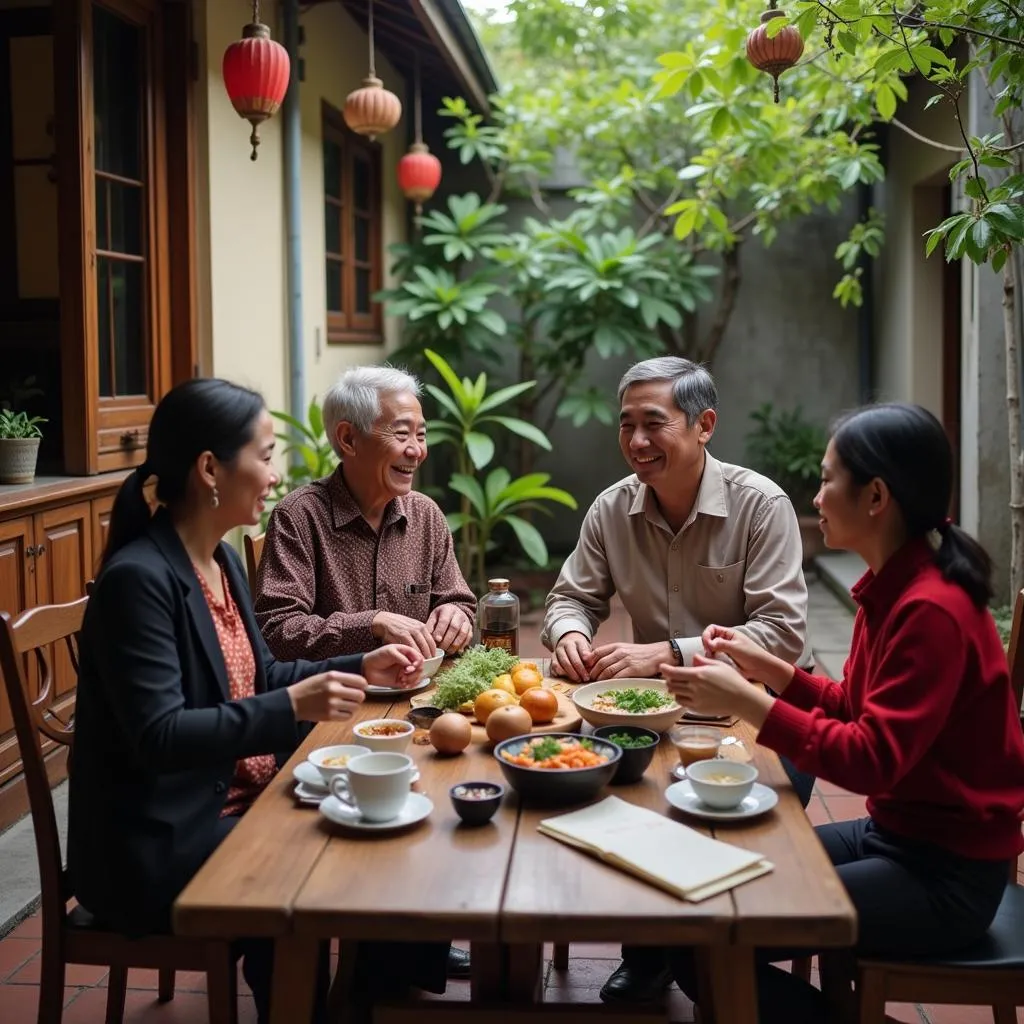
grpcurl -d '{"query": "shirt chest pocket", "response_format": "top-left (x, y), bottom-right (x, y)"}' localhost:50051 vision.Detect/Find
top-left (396, 580), bottom-right (432, 619)
top-left (691, 560), bottom-right (747, 627)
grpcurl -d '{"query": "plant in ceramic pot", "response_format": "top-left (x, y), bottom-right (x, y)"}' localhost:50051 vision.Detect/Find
top-left (745, 403), bottom-right (828, 565)
top-left (0, 409), bottom-right (46, 485)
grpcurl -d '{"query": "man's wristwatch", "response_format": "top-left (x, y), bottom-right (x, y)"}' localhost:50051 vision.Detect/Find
top-left (669, 638), bottom-right (684, 665)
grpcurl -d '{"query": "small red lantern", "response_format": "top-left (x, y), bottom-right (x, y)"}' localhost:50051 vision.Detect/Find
top-left (398, 142), bottom-right (442, 213)
top-left (746, 8), bottom-right (804, 103)
top-left (222, 2), bottom-right (290, 161)
top-left (343, 75), bottom-right (403, 141)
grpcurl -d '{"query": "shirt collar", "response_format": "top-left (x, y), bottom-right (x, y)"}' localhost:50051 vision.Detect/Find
top-left (851, 537), bottom-right (935, 618)
top-left (628, 451), bottom-right (729, 526)
top-left (328, 467), bottom-right (407, 531)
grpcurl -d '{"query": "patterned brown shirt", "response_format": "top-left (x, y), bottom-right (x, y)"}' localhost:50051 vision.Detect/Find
top-left (254, 469), bottom-right (476, 658)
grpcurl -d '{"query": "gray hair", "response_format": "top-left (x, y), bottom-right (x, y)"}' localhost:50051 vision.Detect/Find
top-left (617, 356), bottom-right (718, 425)
top-left (322, 364), bottom-right (422, 454)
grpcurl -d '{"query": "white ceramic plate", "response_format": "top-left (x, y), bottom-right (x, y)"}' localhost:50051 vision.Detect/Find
top-left (664, 780), bottom-right (778, 821)
top-left (572, 678), bottom-right (684, 733)
top-left (293, 761), bottom-right (329, 790)
top-left (365, 677), bottom-right (434, 698)
top-left (318, 791), bottom-right (433, 832)
top-left (293, 782), bottom-right (326, 806)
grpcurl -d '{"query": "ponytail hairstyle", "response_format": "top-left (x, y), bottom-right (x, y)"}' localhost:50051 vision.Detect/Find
top-left (101, 379), bottom-right (265, 568)
top-left (831, 403), bottom-right (993, 608)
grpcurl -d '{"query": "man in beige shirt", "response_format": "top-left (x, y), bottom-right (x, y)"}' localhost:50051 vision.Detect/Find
top-left (541, 356), bottom-right (812, 1006)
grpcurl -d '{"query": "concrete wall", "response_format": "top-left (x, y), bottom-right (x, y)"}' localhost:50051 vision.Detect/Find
top-left (193, 0), bottom-right (408, 417)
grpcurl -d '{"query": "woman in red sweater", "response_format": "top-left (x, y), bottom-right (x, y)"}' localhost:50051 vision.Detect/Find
top-left (663, 402), bottom-right (1024, 1022)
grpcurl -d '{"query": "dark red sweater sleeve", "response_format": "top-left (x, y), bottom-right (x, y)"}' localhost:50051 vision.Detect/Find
top-left (757, 600), bottom-right (966, 795)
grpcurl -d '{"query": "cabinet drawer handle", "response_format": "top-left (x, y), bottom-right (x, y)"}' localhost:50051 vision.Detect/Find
top-left (26, 545), bottom-right (36, 558)
top-left (36, 543), bottom-right (45, 555)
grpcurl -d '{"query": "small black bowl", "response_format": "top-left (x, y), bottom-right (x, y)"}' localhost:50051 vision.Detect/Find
top-left (450, 781), bottom-right (505, 825)
top-left (406, 706), bottom-right (445, 730)
top-left (593, 725), bottom-right (660, 785)
top-left (493, 732), bottom-right (622, 806)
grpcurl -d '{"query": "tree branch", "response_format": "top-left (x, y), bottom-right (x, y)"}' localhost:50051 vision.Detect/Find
top-left (697, 243), bottom-right (742, 367)
top-left (890, 116), bottom-right (966, 152)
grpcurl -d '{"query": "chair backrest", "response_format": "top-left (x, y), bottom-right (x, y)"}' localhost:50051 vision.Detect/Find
top-left (243, 531), bottom-right (265, 593)
top-left (0, 598), bottom-right (88, 931)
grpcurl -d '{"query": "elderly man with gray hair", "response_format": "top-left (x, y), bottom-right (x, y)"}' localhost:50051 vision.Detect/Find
top-left (541, 356), bottom-right (813, 1006)
top-left (254, 365), bottom-right (476, 666)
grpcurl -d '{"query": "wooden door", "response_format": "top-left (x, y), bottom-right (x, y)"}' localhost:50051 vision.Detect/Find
top-left (32, 501), bottom-right (91, 699)
top-left (0, 516), bottom-right (36, 785)
top-left (90, 492), bottom-right (114, 577)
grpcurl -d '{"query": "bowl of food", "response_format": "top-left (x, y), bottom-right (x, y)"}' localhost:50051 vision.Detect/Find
top-left (449, 781), bottom-right (505, 825)
top-left (572, 679), bottom-right (683, 733)
top-left (309, 744), bottom-right (371, 786)
top-left (493, 733), bottom-right (621, 805)
top-left (352, 718), bottom-right (415, 753)
top-left (685, 759), bottom-right (758, 810)
top-left (593, 725), bottom-right (660, 785)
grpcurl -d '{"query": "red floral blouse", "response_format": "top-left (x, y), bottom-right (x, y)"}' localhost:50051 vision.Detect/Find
top-left (193, 565), bottom-right (278, 817)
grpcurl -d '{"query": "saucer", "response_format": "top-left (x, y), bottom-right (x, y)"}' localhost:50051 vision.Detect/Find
top-left (293, 761), bottom-right (329, 791)
top-left (664, 780), bottom-right (778, 821)
top-left (294, 782), bottom-right (326, 806)
top-left (319, 791), bottom-right (433, 832)
top-left (365, 678), bottom-right (434, 698)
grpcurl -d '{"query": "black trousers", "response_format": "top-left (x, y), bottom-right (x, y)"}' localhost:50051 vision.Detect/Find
top-left (621, 754), bottom-right (815, 976)
top-left (663, 817), bottom-right (1009, 1023)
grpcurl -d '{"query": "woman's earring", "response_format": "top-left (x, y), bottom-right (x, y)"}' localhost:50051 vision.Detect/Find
top-left (211, 486), bottom-right (220, 510)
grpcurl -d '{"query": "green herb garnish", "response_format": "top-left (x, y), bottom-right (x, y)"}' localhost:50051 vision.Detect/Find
top-left (530, 737), bottom-right (564, 761)
top-left (580, 737), bottom-right (593, 750)
top-left (606, 732), bottom-right (656, 748)
top-left (600, 688), bottom-right (674, 714)
top-left (432, 645), bottom-right (520, 710)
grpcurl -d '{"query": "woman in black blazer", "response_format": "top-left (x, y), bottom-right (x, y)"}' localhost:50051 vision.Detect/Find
top-left (68, 379), bottom-right (425, 1022)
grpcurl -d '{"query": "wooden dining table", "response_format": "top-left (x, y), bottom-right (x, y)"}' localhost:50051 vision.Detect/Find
top-left (173, 669), bottom-right (856, 1024)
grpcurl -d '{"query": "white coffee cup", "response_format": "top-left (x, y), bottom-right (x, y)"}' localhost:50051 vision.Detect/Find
top-left (329, 752), bottom-right (420, 822)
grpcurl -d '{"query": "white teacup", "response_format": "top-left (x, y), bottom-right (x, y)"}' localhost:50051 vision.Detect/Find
top-left (329, 752), bottom-right (420, 822)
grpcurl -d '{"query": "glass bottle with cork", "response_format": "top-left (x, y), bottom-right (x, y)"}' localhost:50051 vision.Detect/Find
top-left (477, 578), bottom-right (519, 655)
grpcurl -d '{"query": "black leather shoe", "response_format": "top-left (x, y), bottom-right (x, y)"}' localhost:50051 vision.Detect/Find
top-left (599, 963), bottom-right (673, 1004)
top-left (446, 946), bottom-right (472, 979)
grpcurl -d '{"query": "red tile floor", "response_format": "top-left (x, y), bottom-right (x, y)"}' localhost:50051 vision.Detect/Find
top-left (1, 600), bottom-right (1021, 1022)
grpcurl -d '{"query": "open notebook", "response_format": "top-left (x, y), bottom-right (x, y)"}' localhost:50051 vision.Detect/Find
top-left (539, 796), bottom-right (773, 902)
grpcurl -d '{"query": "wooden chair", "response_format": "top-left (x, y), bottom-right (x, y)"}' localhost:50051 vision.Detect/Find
top-left (852, 587), bottom-right (1024, 1023)
top-left (243, 531), bottom-right (265, 593)
top-left (0, 598), bottom-right (238, 1024)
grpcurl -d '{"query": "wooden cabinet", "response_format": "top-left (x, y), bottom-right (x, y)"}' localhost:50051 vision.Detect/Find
top-left (0, 474), bottom-right (125, 829)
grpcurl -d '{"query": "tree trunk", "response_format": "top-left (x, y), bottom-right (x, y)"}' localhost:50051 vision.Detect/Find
top-left (697, 243), bottom-right (743, 366)
top-left (1004, 250), bottom-right (1024, 599)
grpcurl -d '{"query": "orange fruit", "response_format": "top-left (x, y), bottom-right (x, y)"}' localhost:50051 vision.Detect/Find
top-left (519, 687), bottom-right (558, 724)
top-left (511, 666), bottom-right (543, 695)
top-left (485, 704), bottom-right (533, 743)
top-left (473, 688), bottom-right (517, 724)
top-left (491, 673), bottom-right (516, 696)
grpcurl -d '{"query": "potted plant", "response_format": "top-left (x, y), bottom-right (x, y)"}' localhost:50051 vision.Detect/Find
top-left (745, 403), bottom-right (828, 565)
top-left (0, 409), bottom-right (46, 484)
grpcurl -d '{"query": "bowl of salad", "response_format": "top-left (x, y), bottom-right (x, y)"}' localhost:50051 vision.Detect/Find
top-left (493, 733), bottom-right (621, 805)
top-left (593, 725), bottom-right (661, 785)
top-left (571, 679), bottom-right (684, 733)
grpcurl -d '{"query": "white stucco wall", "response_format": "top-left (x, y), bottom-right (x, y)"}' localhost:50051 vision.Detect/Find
top-left (873, 73), bottom-right (963, 413)
top-left (192, 0), bottom-right (407, 419)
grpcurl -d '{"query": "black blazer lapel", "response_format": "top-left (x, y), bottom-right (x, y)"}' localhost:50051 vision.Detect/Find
top-left (148, 511), bottom-right (231, 701)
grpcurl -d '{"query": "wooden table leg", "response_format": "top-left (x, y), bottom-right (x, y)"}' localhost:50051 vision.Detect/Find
top-left (469, 941), bottom-right (506, 1002)
top-left (706, 946), bottom-right (758, 1024)
top-left (505, 943), bottom-right (544, 1004)
top-left (271, 935), bottom-right (320, 1024)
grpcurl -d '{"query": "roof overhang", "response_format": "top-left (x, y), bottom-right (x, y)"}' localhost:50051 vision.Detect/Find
top-left (307, 0), bottom-right (497, 113)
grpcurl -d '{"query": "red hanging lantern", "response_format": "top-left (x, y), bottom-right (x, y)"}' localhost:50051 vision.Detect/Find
top-left (746, 6), bottom-right (804, 103)
top-left (398, 143), bottom-right (442, 212)
top-left (222, 1), bottom-right (290, 161)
